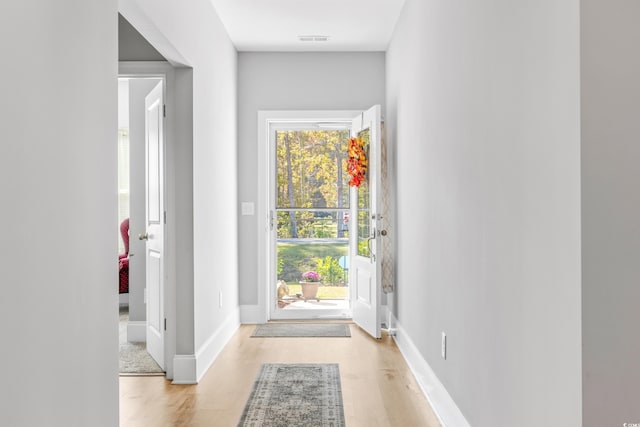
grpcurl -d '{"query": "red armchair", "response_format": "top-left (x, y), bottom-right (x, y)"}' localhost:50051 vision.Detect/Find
top-left (119, 218), bottom-right (129, 293)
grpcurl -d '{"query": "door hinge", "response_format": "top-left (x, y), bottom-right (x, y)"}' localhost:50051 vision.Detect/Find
top-left (164, 210), bottom-right (167, 224)
top-left (163, 104), bottom-right (166, 118)
top-left (164, 318), bottom-right (167, 331)
top-left (269, 210), bottom-right (274, 231)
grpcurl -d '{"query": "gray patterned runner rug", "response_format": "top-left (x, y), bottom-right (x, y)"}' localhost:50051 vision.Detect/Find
top-left (238, 364), bottom-right (345, 427)
top-left (251, 323), bottom-right (351, 337)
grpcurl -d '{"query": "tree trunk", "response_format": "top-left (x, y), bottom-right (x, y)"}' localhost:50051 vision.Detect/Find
top-left (285, 132), bottom-right (298, 238)
top-left (336, 141), bottom-right (344, 238)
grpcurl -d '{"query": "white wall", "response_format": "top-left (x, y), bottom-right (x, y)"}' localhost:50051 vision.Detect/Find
top-left (386, 1), bottom-right (582, 426)
top-left (237, 52), bottom-right (385, 312)
top-left (581, 1), bottom-right (640, 424)
top-left (120, 0), bottom-right (239, 381)
top-left (0, 1), bottom-right (119, 426)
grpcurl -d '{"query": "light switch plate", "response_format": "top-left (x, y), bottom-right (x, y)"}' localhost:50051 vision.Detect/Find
top-left (241, 202), bottom-right (255, 216)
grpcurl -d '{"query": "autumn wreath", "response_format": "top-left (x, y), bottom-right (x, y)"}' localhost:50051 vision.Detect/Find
top-left (347, 136), bottom-right (368, 187)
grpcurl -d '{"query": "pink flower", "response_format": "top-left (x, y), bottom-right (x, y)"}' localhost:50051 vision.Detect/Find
top-left (301, 271), bottom-right (321, 282)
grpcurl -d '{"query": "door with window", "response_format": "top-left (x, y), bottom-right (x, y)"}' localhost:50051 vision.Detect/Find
top-left (268, 117), bottom-right (354, 320)
top-left (349, 105), bottom-right (383, 338)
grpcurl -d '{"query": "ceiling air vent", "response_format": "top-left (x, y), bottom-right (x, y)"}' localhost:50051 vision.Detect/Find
top-left (298, 35), bottom-right (329, 42)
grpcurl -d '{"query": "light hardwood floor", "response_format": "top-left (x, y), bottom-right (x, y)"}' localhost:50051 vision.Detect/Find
top-left (120, 323), bottom-right (441, 426)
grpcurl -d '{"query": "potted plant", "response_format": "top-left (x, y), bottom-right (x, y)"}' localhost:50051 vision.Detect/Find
top-left (300, 271), bottom-right (321, 301)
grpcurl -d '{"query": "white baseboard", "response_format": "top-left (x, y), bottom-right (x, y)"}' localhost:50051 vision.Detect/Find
top-left (172, 355), bottom-right (196, 385)
top-left (127, 321), bottom-right (146, 342)
top-left (240, 304), bottom-right (265, 324)
top-left (195, 307), bottom-right (240, 381)
top-left (172, 307), bottom-right (241, 384)
top-left (119, 293), bottom-right (129, 304)
top-left (391, 313), bottom-right (471, 427)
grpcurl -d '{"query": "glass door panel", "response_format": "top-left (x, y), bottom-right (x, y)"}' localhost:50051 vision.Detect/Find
top-left (273, 128), bottom-right (352, 318)
top-left (356, 128), bottom-right (371, 258)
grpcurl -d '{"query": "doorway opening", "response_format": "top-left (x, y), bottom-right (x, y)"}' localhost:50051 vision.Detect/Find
top-left (117, 75), bottom-right (165, 375)
top-left (259, 107), bottom-right (385, 332)
top-left (264, 112), bottom-right (360, 320)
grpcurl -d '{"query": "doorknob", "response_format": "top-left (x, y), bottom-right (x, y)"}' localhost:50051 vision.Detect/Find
top-left (138, 232), bottom-right (149, 241)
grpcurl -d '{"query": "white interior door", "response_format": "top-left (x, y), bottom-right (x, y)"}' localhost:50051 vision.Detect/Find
top-left (143, 81), bottom-right (165, 369)
top-left (350, 105), bottom-right (383, 339)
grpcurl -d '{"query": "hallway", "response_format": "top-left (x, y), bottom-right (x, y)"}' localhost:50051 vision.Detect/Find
top-left (120, 324), bottom-right (441, 426)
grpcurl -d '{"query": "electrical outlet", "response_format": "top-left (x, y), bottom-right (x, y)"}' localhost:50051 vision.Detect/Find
top-left (219, 290), bottom-right (223, 308)
top-left (441, 332), bottom-right (447, 360)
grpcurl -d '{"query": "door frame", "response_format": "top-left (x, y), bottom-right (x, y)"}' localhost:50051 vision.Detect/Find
top-left (119, 61), bottom-right (177, 379)
top-left (257, 110), bottom-right (361, 322)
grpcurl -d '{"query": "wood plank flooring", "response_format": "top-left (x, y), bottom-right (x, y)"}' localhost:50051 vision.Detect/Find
top-left (120, 323), bottom-right (441, 426)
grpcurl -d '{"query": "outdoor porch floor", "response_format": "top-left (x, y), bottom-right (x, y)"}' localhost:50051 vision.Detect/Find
top-left (280, 298), bottom-right (350, 311)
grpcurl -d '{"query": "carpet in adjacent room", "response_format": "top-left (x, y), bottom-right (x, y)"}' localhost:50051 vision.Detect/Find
top-left (119, 305), bottom-right (164, 375)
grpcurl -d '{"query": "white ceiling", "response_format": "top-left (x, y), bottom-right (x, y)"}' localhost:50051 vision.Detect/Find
top-left (208, 0), bottom-right (406, 52)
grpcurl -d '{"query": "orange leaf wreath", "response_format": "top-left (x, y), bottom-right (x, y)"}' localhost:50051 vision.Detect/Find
top-left (347, 136), bottom-right (368, 187)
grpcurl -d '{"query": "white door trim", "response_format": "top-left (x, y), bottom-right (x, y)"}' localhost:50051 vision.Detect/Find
top-left (257, 110), bottom-right (362, 322)
top-left (119, 61), bottom-right (176, 379)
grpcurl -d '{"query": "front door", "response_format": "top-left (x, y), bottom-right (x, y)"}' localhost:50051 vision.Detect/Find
top-left (350, 105), bottom-right (383, 339)
top-left (143, 81), bottom-right (165, 368)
